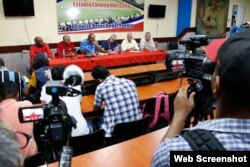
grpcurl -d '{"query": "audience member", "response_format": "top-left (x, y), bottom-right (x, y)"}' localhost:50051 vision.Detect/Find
top-left (0, 118), bottom-right (21, 167)
top-left (151, 30), bottom-right (250, 167)
top-left (29, 54), bottom-right (51, 103)
top-left (140, 32), bottom-right (156, 50)
top-left (30, 36), bottom-right (53, 65)
top-left (101, 34), bottom-right (118, 52)
top-left (56, 35), bottom-right (75, 58)
top-left (0, 58), bottom-right (29, 99)
top-left (0, 81), bottom-right (37, 158)
top-left (121, 33), bottom-right (139, 51)
top-left (40, 65), bottom-right (89, 136)
top-left (80, 33), bottom-right (99, 54)
top-left (92, 65), bottom-right (142, 137)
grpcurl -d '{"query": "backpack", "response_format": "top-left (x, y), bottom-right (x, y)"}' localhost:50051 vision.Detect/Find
top-left (141, 92), bottom-right (170, 128)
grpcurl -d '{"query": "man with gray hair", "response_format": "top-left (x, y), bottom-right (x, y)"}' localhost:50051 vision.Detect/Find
top-left (0, 118), bottom-right (21, 167)
top-left (56, 35), bottom-right (75, 58)
top-left (121, 33), bottom-right (139, 51)
top-left (140, 32), bottom-right (156, 50)
top-left (101, 34), bottom-right (118, 52)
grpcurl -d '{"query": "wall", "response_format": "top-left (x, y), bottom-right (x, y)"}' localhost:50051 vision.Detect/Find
top-left (0, 0), bottom-right (178, 47)
top-left (191, 0), bottom-right (250, 27)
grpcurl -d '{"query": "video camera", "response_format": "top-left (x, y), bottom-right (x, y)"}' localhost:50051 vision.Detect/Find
top-left (166, 35), bottom-right (215, 116)
top-left (19, 81), bottom-right (80, 142)
top-left (19, 80), bottom-right (81, 164)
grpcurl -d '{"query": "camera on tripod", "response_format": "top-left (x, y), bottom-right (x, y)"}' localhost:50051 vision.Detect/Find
top-left (166, 35), bottom-right (215, 115)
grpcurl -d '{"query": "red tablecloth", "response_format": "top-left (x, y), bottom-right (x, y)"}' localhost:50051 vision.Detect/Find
top-left (49, 50), bottom-right (166, 71)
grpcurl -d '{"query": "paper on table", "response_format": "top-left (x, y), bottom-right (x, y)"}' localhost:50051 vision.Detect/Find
top-left (129, 51), bottom-right (140, 53)
top-left (97, 53), bottom-right (109, 56)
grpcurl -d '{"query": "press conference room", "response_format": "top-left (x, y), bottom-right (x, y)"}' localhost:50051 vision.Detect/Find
top-left (0, 0), bottom-right (250, 167)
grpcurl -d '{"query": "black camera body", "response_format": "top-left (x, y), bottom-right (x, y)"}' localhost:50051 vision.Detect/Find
top-left (166, 36), bottom-right (215, 115)
top-left (19, 81), bottom-right (79, 158)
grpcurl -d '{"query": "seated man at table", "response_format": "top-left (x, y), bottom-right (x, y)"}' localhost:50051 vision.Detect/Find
top-left (79, 33), bottom-right (99, 55)
top-left (121, 33), bottom-right (139, 51)
top-left (151, 31), bottom-right (250, 167)
top-left (92, 65), bottom-right (142, 137)
top-left (56, 35), bottom-right (75, 58)
top-left (101, 34), bottom-right (118, 53)
top-left (140, 32), bottom-right (156, 50)
top-left (30, 36), bottom-right (53, 65)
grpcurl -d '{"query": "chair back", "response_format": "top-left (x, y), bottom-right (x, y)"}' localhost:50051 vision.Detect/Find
top-left (112, 117), bottom-right (151, 143)
top-left (70, 129), bottom-right (105, 156)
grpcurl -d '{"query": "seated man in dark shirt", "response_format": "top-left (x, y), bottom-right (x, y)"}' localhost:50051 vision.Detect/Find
top-left (101, 34), bottom-right (118, 53)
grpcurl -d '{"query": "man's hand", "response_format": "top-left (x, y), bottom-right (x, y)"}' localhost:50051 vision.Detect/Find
top-left (174, 86), bottom-right (195, 120)
top-left (161, 86), bottom-right (195, 141)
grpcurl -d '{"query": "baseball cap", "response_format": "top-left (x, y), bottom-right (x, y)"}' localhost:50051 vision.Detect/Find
top-left (205, 38), bottom-right (227, 62)
top-left (207, 30), bottom-right (250, 92)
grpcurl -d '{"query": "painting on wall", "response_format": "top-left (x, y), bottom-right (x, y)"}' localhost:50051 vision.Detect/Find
top-left (57, 0), bottom-right (144, 34)
top-left (196, 0), bottom-right (229, 38)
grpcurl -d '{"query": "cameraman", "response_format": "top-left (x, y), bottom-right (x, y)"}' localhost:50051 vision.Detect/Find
top-left (0, 81), bottom-right (37, 158)
top-left (151, 30), bottom-right (250, 167)
top-left (40, 65), bottom-right (90, 137)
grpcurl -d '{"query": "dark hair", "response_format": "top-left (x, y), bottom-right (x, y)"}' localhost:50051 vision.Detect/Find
top-left (0, 58), bottom-right (5, 66)
top-left (91, 65), bottom-right (110, 80)
top-left (0, 81), bottom-right (18, 100)
top-left (51, 65), bottom-right (66, 80)
top-left (32, 54), bottom-right (49, 70)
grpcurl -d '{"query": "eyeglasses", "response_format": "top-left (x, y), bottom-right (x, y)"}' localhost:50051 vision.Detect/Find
top-left (14, 130), bottom-right (32, 149)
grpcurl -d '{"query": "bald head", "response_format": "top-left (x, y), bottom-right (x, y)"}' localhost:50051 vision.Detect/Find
top-left (63, 35), bottom-right (71, 44)
top-left (34, 36), bottom-right (43, 47)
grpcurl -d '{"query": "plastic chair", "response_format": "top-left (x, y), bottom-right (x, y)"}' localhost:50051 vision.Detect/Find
top-left (112, 117), bottom-right (151, 144)
top-left (70, 129), bottom-right (105, 156)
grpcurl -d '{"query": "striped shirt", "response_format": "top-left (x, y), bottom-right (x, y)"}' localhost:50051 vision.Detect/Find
top-left (0, 69), bottom-right (27, 99)
top-left (94, 75), bottom-right (142, 137)
top-left (151, 118), bottom-right (250, 167)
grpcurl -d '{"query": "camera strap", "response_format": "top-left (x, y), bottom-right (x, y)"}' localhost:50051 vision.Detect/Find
top-left (181, 129), bottom-right (226, 151)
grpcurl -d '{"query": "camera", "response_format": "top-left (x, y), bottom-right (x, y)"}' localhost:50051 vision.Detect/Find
top-left (19, 80), bottom-right (81, 163)
top-left (166, 35), bottom-right (215, 115)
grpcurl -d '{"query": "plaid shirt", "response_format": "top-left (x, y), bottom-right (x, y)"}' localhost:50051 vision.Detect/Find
top-left (151, 118), bottom-right (250, 167)
top-left (94, 75), bottom-right (142, 137)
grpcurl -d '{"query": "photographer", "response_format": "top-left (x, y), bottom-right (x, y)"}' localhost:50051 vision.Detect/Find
top-left (151, 30), bottom-right (250, 167)
top-left (40, 65), bottom-right (89, 137)
top-left (0, 81), bottom-right (37, 158)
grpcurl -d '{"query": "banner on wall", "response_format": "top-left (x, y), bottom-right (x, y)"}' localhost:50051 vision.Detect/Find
top-left (196, 0), bottom-right (229, 38)
top-left (57, 0), bottom-right (144, 34)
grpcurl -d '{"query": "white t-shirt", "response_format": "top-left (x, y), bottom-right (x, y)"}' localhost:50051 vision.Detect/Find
top-left (121, 39), bottom-right (139, 51)
top-left (40, 85), bottom-right (89, 137)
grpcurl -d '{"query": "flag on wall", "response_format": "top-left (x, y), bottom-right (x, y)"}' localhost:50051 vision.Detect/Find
top-left (57, 0), bottom-right (144, 34)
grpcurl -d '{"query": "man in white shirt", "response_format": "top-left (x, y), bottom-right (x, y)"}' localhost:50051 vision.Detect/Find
top-left (140, 32), bottom-right (156, 50)
top-left (121, 33), bottom-right (139, 51)
top-left (40, 65), bottom-right (89, 137)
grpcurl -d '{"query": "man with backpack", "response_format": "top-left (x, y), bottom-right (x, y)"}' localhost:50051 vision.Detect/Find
top-left (151, 30), bottom-right (250, 167)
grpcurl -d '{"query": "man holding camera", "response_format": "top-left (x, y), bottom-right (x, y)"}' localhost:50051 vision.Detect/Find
top-left (151, 30), bottom-right (250, 167)
top-left (0, 81), bottom-right (37, 158)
